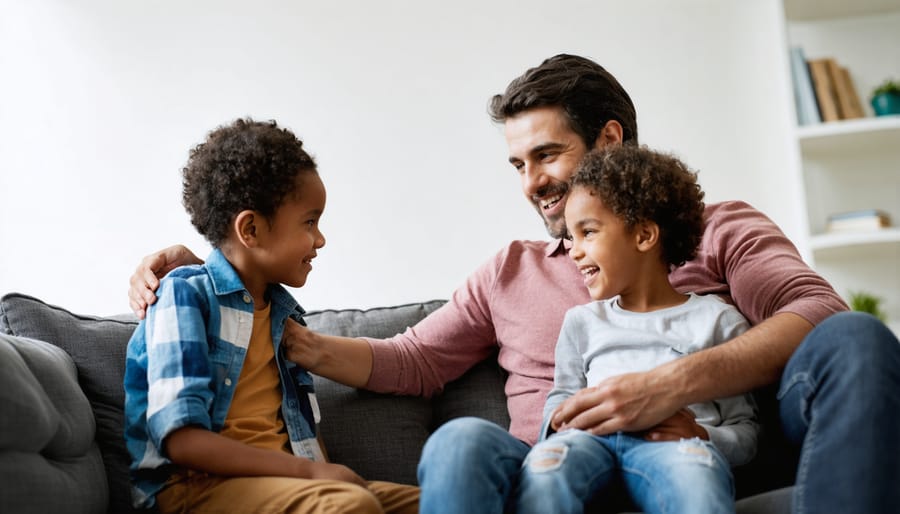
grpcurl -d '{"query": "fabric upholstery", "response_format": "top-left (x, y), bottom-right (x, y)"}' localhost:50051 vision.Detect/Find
top-left (0, 293), bottom-right (141, 514)
top-left (0, 334), bottom-right (108, 514)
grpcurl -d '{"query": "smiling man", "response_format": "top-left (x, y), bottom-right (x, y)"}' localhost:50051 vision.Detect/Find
top-left (129, 55), bottom-right (900, 514)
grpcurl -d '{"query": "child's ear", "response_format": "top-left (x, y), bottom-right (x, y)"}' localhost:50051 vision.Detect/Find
top-left (233, 210), bottom-right (262, 249)
top-left (634, 221), bottom-right (659, 253)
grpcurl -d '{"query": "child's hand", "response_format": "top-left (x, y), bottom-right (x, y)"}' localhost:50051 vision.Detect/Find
top-left (643, 408), bottom-right (709, 442)
top-left (308, 461), bottom-right (367, 487)
top-left (549, 405), bottom-right (565, 431)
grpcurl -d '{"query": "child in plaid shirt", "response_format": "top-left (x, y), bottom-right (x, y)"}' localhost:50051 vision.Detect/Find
top-left (123, 118), bottom-right (418, 513)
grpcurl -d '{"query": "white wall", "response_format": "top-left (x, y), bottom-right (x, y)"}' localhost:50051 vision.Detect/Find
top-left (0, 0), bottom-right (799, 316)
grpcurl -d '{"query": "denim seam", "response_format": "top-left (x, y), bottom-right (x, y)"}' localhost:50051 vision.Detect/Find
top-left (793, 416), bottom-right (814, 514)
top-left (777, 371), bottom-right (810, 401)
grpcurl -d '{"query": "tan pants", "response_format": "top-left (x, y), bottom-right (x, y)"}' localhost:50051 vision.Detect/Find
top-left (156, 471), bottom-right (419, 514)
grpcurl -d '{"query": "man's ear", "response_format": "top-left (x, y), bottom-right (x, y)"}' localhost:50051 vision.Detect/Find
top-left (233, 210), bottom-right (262, 249)
top-left (593, 120), bottom-right (624, 150)
top-left (634, 220), bottom-right (659, 253)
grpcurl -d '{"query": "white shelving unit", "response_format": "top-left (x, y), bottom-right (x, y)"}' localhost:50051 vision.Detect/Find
top-left (783, 0), bottom-right (900, 335)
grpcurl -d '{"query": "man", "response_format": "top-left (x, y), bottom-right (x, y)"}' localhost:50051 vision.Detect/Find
top-left (130, 55), bottom-right (900, 513)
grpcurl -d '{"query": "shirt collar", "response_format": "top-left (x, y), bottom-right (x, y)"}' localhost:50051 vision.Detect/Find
top-left (206, 249), bottom-right (246, 295)
top-left (204, 249), bottom-right (303, 315)
top-left (545, 238), bottom-right (571, 257)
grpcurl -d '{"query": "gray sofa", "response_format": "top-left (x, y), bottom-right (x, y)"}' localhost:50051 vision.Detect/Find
top-left (0, 292), bottom-right (793, 514)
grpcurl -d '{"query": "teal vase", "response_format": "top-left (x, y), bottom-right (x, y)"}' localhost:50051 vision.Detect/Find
top-left (871, 93), bottom-right (900, 116)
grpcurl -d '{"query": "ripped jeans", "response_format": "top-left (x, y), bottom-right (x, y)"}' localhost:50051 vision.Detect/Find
top-left (513, 430), bottom-right (734, 514)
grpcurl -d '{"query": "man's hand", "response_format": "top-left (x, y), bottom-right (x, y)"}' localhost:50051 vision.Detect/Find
top-left (128, 245), bottom-right (202, 319)
top-left (551, 370), bottom-right (683, 436)
top-left (282, 320), bottom-right (325, 371)
top-left (643, 408), bottom-right (708, 442)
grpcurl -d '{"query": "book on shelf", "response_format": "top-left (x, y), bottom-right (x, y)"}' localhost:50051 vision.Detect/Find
top-left (808, 58), bottom-right (842, 122)
top-left (789, 47), bottom-right (821, 126)
top-left (827, 59), bottom-right (865, 120)
top-left (805, 56), bottom-right (866, 123)
top-left (825, 209), bottom-right (892, 233)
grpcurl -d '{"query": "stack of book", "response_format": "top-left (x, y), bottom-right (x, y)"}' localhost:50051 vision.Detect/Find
top-left (790, 47), bottom-right (866, 126)
top-left (825, 209), bottom-right (892, 233)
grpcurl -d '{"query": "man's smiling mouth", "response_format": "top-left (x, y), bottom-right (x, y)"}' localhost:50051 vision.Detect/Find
top-left (540, 194), bottom-right (563, 211)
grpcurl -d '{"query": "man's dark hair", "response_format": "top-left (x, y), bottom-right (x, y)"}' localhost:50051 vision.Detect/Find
top-left (489, 54), bottom-right (638, 146)
top-left (571, 145), bottom-right (705, 268)
top-left (182, 118), bottom-right (317, 247)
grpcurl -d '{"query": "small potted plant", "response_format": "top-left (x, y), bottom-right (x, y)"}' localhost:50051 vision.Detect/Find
top-left (870, 79), bottom-right (900, 116)
top-left (848, 291), bottom-right (887, 322)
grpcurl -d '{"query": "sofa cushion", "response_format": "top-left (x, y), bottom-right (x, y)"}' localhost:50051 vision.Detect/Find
top-left (0, 334), bottom-right (108, 514)
top-left (0, 293), bottom-right (141, 514)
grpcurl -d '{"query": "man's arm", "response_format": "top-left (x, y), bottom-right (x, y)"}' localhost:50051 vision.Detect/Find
top-left (284, 246), bottom-right (511, 396)
top-left (555, 313), bottom-right (808, 434)
top-left (283, 322), bottom-right (374, 388)
top-left (128, 245), bottom-right (203, 318)
top-left (164, 426), bottom-right (365, 486)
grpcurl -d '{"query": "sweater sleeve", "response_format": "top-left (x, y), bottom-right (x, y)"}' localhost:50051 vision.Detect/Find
top-left (698, 303), bottom-right (759, 467)
top-left (674, 201), bottom-right (848, 326)
top-left (363, 247), bottom-right (504, 397)
top-left (539, 309), bottom-right (589, 440)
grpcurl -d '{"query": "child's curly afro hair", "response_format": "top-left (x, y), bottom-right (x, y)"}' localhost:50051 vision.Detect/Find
top-left (570, 145), bottom-right (705, 268)
top-left (182, 118), bottom-right (317, 247)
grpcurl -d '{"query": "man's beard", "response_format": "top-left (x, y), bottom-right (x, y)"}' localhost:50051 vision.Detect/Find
top-left (541, 211), bottom-right (568, 239)
top-left (531, 184), bottom-right (569, 239)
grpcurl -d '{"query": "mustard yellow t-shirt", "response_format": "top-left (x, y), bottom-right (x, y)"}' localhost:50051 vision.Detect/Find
top-left (220, 304), bottom-right (290, 453)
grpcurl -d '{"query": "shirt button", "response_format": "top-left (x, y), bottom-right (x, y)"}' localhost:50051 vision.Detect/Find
top-left (224, 378), bottom-right (232, 386)
top-left (242, 294), bottom-right (252, 304)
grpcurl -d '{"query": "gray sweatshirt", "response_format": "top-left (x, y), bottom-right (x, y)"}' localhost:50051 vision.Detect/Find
top-left (543, 293), bottom-right (759, 467)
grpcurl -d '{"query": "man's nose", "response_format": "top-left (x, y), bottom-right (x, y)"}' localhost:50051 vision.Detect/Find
top-left (522, 165), bottom-right (548, 197)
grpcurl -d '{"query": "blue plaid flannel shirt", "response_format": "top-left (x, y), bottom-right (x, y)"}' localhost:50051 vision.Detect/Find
top-left (123, 249), bottom-right (323, 508)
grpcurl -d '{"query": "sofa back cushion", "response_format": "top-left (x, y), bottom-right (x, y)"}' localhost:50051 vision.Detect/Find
top-left (0, 293), bottom-right (140, 514)
top-left (0, 334), bottom-right (108, 514)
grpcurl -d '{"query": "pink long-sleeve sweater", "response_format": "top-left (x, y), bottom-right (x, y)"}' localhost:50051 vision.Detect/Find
top-left (365, 201), bottom-right (848, 444)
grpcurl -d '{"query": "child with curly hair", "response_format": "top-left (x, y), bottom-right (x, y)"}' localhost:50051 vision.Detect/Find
top-left (512, 145), bottom-right (758, 514)
top-left (123, 118), bottom-right (418, 513)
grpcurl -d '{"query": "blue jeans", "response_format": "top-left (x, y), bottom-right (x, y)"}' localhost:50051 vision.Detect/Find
top-left (418, 417), bottom-right (529, 514)
top-left (778, 312), bottom-right (900, 513)
top-left (418, 312), bottom-right (900, 514)
top-left (513, 430), bottom-right (733, 514)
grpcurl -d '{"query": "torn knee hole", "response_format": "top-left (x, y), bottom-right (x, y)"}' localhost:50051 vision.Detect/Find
top-left (525, 443), bottom-right (569, 472)
top-left (676, 438), bottom-right (714, 466)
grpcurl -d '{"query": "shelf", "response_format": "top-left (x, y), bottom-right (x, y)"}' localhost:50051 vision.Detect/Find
top-left (797, 115), bottom-right (900, 155)
top-left (785, 0), bottom-right (900, 21)
top-left (810, 228), bottom-right (900, 258)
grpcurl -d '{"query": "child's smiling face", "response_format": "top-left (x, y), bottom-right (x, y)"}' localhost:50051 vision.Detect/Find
top-left (257, 172), bottom-right (327, 289)
top-left (564, 185), bottom-right (641, 301)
